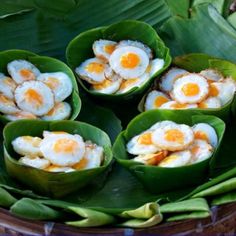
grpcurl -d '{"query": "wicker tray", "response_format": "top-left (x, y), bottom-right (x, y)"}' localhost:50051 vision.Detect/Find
top-left (0, 202), bottom-right (236, 235)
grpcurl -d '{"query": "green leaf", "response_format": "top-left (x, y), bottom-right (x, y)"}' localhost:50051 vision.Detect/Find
top-left (10, 198), bottom-right (62, 220)
top-left (165, 211), bottom-right (210, 221)
top-left (3, 120), bottom-right (113, 198)
top-left (227, 12), bottom-right (236, 29)
top-left (66, 20), bottom-right (171, 102)
top-left (0, 49), bottom-right (81, 122)
top-left (211, 190), bottom-right (236, 205)
top-left (0, 187), bottom-right (17, 207)
top-left (113, 110), bottom-right (225, 194)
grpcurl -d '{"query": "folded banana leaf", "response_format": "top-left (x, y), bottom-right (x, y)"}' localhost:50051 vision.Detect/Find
top-left (211, 190), bottom-right (236, 205)
top-left (160, 198), bottom-right (210, 221)
top-left (0, 187), bottom-right (17, 207)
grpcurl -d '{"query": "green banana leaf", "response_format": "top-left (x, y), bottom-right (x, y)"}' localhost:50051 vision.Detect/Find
top-left (66, 20), bottom-right (171, 102)
top-left (0, 187), bottom-right (17, 207)
top-left (138, 53), bottom-right (236, 122)
top-left (211, 190), bottom-right (236, 205)
top-left (113, 109), bottom-right (225, 194)
top-left (160, 198), bottom-right (210, 222)
top-left (0, 49), bottom-right (81, 123)
top-left (3, 120), bottom-right (113, 198)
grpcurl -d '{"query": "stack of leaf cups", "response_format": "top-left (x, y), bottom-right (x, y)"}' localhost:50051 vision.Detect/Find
top-left (2, 50), bottom-right (113, 198)
top-left (66, 20), bottom-right (171, 102)
top-left (113, 53), bottom-right (236, 194)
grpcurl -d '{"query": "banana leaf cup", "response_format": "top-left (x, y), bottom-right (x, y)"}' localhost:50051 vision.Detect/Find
top-left (3, 120), bottom-right (113, 198)
top-left (66, 20), bottom-right (171, 102)
top-left (138, 53), bottom-right (236, 122)
top-left (0, 49), bottom-right (81, 123)
top-left (113, 110), bottom-right (225, 194)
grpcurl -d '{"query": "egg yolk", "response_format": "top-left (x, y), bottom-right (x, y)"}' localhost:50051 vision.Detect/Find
top-left (171, 103), bottom-right (188, 109)
top-left (120, 53), bottom-right (140, 69)
top-left (24, 89), bottom-right (43, 107)
top-left (194, 131), bottom-right (209, 142)
top-left (138, 132), bottom-right (153, 145)
top-left (93, 79), bottom-right (112, 90)
top-left (209, 84), bottom-right (219, 97)
top-left (0, 94), bottom-right (13, 105)
top-left (120, 78), bottom-right (139, 90)
top-left (182, 83), bottom-right (200, 96)
top-left (164, 129), bottom-right (184, 144)
top-left (159, 155), bottom-right (178, 165)
top-left (19, 69), bottom-right (35, 80)
top-left (86, 62), bottom-right (104, 73)
top-left (154, 96), bottom-right (169, 107)
top-left (45, 77), bottom-right (60, 90)
top-left (53, 138), bottom-right (78, 153)
top-left (104, 44), bottom-right (116, 54)
top-left (15, 112), bottom-right (36, 119)
top-left (144, 151), bottom-right (168, 165)
top-left (198, 101), bottom-right (207, 109)
top-left (190, 145), bottom-right (200, 155)
top-left (73, 157), bottom-right (88, 170)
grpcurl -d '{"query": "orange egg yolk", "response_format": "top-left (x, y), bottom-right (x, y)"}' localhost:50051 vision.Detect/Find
top-left (138, 132), bottom-right (153, 145)
top-left (209, 84), bottom-right (219, 97)
top-left (93, 79), bottom-right (112, 90)
top-left (198, 101), bottom-right (207, 109)
top-left (164, 129), bottom-right (184, 144)
top-left (22, 136), bottom-right (41, 147)
top-left (86, 62), bottom-right (104, 73)
top-left (19, 69), bottom-right (35, 80)
top-left (45, 77), bottom-right (60, 90)
top-left (104, 44), bottom-right (116, 54)
top-left (191, 145), bottom-right (200, 155)
top-left (154, 96), bottom-right (169, 107)
top-left (171, 103), bottom-right (188, 109)
top-left (120, 78), bottom-right (139, 90)
top-left (73, 158), bottom-right (88, 170)
top-left (24, 89), bottom-right (43, 106)
top-left (120, 53), bottom-right (140, 69)
top-left (53, 138), bottom-right (78, 153)
top-left (0, 94), bottom-right (13, 104)
top-left (182, 83), bottom-right (200, 96)
top-left (194, 131), bottom-right (208, 142)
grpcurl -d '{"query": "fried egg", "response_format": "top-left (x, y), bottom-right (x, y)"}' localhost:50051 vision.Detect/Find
top-left (117, 40), bottom-right (153, 59)
top-left (152, 123), bottom-right (194, 151)
top-left (171, 74), bottom-right (209, 104)
top-left (73, 141), bottom-right (104, 170)
top-left (41, 102), bottom-right (71, 121)
top-left (159, 67), bottom-right (188, 92)
top-left (160, 101), bottom-right (198, 110)
top-left (0, 94), bottom-right (19, 114)
top-left (0, 73), bottom-right (17, 99)
top-left (192, 123), bottom-right (218, 147)
top-left (93, 39), bottom-right (117, 62)
top-left (109, 46), bottom-right (149, 79)
top-left (200, 69), bottom-right (223, 82)
top-left (146, 58), bottom-right (165, 77)
top-left (91, 75), bottom-right (122, 94)
top-left (42, 130), bottom-right (68, 138)
top-left (144, 91), bottom-right (170, 110)
top-left (198, 97), bottom-right (221, 109)
top-left (12, 136), bottom-right (42, 156)
top-left (44, 165), bottom-right (75, 173)
top-left (158, 150), bottom-right (191, 168)
top-left (37, 72), bottom-right (73, 103)
top-left (133, 151), bottom-right (168, 165)
top-left (149, 121), bottom-right (177, 131)
top-left (40, 133), bottom-right (85, 166)
top-left (7, 60), bottom-right (40, 84)
top-left (127, 131), bottom-right (161, 155)
top-left (15, 81), bottom-right (54, 116)
top-left (208, 80), bottom-right (235, 106)
top-left (5, 111), bottom-right (37, 121)
top-left (19, 156), bottom-right (50, 169)
top-left (117, 73), bottom-right (149, 94)
top-left (76, 58), bottom-right (109, 84)
top-left (189, 139), bottom-right (213, 164)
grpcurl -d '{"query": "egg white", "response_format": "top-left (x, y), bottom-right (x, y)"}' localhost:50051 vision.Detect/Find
top-left (160, 101), bottom-right (198, 110)
top-left (200, 69), bottom-right (223, 82)
top-left (0, 93), bottom-right (20, 114)
top-left (5, 111), bottom-right (37, 121)
top-left (0, 73), bottom-right (17, 99)
top-left (147, 58), bottom-right (165, 77)
top-left (198, 97), bottom-right (221, 109)
top-left (19, 156), bottom-right (50, 169)
top-left (145, 91), bottom-right (170, 110)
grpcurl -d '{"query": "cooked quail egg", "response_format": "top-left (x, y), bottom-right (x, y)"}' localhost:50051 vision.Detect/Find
top-left (145, 91), bottom-right (170, 110)
top-left (0, 73), bottom-right (17, 99)
top-left (44, 165), bottom-right (75, 173)
top-left (92, 39), bottom-right (117, 62)
top-left (200, 69), bottom-right (223, 82)
top-left (5, 111), bottom-right (37, 121)
top-left (40, 133), bottom-right (85, 166)
top-left (152, 123), bottom-right (194, 151)
top-left (0, 94), bottom-right (19, 114)
top-left (7, 60), bottom-right (40, 84)
top-left (19, 156), bottom-right (50, 169)
top-left (133, 151), bottom-right (168, 165)
top-left (198, 97), bottom-right (221, 109)
top-left (109, 46), bottom-right (149, 79)
top-left (160, 101), bottom-right (198, 110)
top-left (37, 72), bottom-right (72, 103)
top-left (12, 136), bottom-right (42, 156)
top-left (171, 74), bottom-right (209, 104)
top-left (146, 58), bottom-right (165, 77)
top-left (14, 81), bottom-right (54, 116)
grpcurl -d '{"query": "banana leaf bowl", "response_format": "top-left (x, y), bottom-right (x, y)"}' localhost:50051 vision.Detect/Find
top-left (138, 53), bottom-right (236, 122)
top-left (3, 120), bottom-right (113, 198)
top-left (0, 49), bottom-right (81, 123)
top-left (66, 20), bottom-right (171, 102)
top-left (113, 109), bottom-right (225, 194)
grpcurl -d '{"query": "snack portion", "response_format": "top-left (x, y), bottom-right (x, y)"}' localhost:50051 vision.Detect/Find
top-left (76, 39), bottom-right (164, 94)
top-left (144, 68), bottom-right (236, 111)
top-left (12, 131), bottom-right (104, 172)
top-left (0, 59), bottom-right (73, 121)
top-left (127, 121), bottom-right (217, 167)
